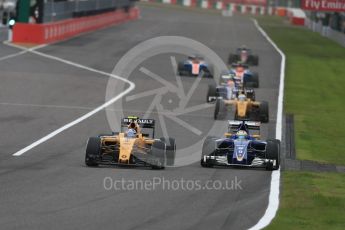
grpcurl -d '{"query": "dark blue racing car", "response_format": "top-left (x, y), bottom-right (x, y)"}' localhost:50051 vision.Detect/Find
top-left (201, 121), bottom-right (280, 170)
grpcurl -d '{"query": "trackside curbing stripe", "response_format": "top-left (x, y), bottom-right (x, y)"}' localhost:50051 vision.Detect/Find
top-left (248, 19), bottom-right (285, 230)
top-left (7, 45), bottom-right (135, 156)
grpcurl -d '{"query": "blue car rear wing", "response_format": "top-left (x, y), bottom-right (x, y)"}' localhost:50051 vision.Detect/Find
top-left (228, 120), bottom-right (261, 135)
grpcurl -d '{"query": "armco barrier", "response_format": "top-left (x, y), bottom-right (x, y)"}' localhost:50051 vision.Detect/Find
top-left (13, 7), bottom-right (139, 44)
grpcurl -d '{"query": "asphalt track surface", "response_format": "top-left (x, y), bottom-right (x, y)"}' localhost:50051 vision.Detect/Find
top-left (0, 5), bottom-right (281, 230)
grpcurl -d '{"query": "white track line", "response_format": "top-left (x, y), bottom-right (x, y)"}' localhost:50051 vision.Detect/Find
top-left (249, 19), bottom-right (285, 230)
top-left (0, 41), bottom-right (45, 61)
top-left (3, 40), bottom-right (48, 50)
top-left (0, 50), bottom-right (27, 61)
top-left (7, 45), bottom-right (135, 156)
top-left (0, 102), bottom-right (95, 111)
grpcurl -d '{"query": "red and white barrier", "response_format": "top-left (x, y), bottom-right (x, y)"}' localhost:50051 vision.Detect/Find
top-left (287, 8), bottom-right (306, 26)
top-left (13, 7), bottom-right (140, 44)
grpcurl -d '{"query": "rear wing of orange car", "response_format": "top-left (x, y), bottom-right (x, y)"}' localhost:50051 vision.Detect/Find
top-left (121, 116), bottom-right (155, 138)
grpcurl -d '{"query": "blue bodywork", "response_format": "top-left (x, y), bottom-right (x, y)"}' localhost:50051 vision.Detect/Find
top-left (202, 121), bottom-right (269, 167)
top-left (228, 68), bottom-right (253, 84)
top-left (214, 136), bottom-right (266, 166)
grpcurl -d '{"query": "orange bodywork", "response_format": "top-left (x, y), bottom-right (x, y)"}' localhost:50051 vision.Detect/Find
top-left (223, 98), bottom-right (260, 119)
top-left (100, 122), bottom-right (155, 164)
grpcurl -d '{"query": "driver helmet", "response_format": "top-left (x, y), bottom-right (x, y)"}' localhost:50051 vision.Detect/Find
top-left (236, 130), bottom-right (248, 140)
top-left (126, 128), bottom-right (136, 138)
top-left (238, 94), bottom-right (246, 101)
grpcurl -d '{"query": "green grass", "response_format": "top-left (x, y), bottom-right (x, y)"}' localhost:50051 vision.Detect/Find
top-left (265, 172), bottom-right (345, 230)
top-left (255, 16), bottom-right (345, 230)
top-left (257, 16), bottom-right (345, 165)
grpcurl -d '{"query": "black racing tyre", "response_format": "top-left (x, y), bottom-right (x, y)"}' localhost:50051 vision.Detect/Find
top-left (160, 137), bottom-right (176, 166)
top-left (201, 136), bottom-right (217, 168)
top-left (265, 139), bottom-right (280, 170)
top-left (244, 73), bottom-right (259, 88)
top-left (202, 65), bottom-right (213, 78)
top-left (248, 55), bottom-right (259, 65)
top-left (253, 55), bottom-right (259, 66)
top-left (228, 54), bottom-right (238, 64)
top-left (85, 137), bottom-right (102, 167)
top-left (251, 72), bottom-right (259, 88)
top-left (259, 101), bottom-right (269, 123)
top-left (207, 84), bottom-right (217, 103)
top-left (177, 61), bottom-right (186, 76)
top-left (151, 140), bottom-right (166, 169)
top-left (214, 99), bottom-right (226, 120)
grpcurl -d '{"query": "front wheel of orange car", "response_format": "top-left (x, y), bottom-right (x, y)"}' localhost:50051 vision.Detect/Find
top-left (85, 137), bottom-right (101, 167)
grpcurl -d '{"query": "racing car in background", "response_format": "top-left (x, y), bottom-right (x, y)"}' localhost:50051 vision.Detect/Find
top-left (214, 92), bottom-right (269, 122)
top-left (228, 62), bottom-right (259, 88)
top-left (206, 71), bottom-right (256, 103)
top-left (228, 46), bottom-right (259, 66)
top-left (85, 116), bottom-right (176, 169)
top-left (201, 120), bottom-right (280, 170)
top-left (178, 55), bottom-right (213, 78)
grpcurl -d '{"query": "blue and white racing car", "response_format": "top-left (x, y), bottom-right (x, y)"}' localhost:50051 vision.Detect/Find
top-left (228, 63), bottom-right (259, 88)
top-left (206, 73), bottom-right (256, 103)
top-left (178, 55), bottom-right (213, 78)
top-left (201, 121), bottom-right (280, 170)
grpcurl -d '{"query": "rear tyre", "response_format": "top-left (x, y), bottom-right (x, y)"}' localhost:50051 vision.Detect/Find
top-left (151, 141), bottom-right (166, 169)
top-left (253, 55), bottom-right (259, 65)
top-left (203, 65), bottom-right (214, 78)
top-left (178, 61), bottom-right (186, 76)
top-left (160, 137), bottom-right (176, 166)
top-left (85, 137), bottom-right (101, 167)
top-left (214, 99), bottom-right (226, 120)
top-left (228, 54), bottom-right (238, 64)
top-left (244, 73), bottom-right (259, 88)
top-left (248, 55), bottom-right (259, 65)
top-left (266, 139), bottom-right (280, 170)
top-left (251, 72), bottom-right (259, 88)
top-left (207, 84), bottom-right (217, 103)
top-left (259, 101), bottom-right (269, 123)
